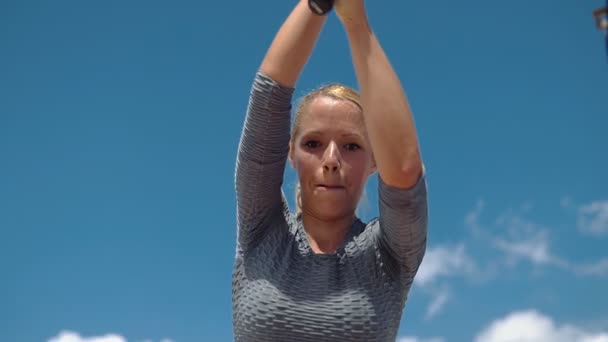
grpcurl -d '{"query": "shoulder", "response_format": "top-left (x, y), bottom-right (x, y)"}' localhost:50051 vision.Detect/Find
top-left (345, 218), bottom-right (381, 253)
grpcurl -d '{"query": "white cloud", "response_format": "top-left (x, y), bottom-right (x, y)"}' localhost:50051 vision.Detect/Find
top-left (465, 201), bottom-right (608, 276)
top-left (475, 310), bottom-right (608, 342)
top-left (425, 288), bottom-right (449, 320)
top-left (413, 243), bottom-right (476, 320)
top-left (494, 234), bottom-right (552, 265)
top-left (465, 199), bottom-right (485, 236)
top-left (492, 231), bottom-right (567, 268)
top-left (48, 331), bottom-right (127, 342)
top-left (578, 200), bottom-right (608, 236)
top-left (414, 243), bottom-right (476, 286)
top-left (413, 199), bottom-right (608, 322)
top-left (576, 258), bottom-right (608, 276)
top-left (398, 337), bottom-right (445, 342)
top-left (48, 331), bottom-right (173, 342)
top-left (490, 207), bottom-right (567, 268)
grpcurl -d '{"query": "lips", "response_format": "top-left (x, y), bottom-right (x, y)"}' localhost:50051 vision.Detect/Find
top-left (316, 184), bottom-right (345, 190)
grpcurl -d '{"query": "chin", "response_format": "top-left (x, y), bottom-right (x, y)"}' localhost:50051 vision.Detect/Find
top-left (302, 189), bottom-right (357, 219)
top-left (311, 202), bottom-right (356, 220)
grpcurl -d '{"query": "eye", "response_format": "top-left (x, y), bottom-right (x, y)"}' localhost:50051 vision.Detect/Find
top-left (303, 140), bottom-right (321, 149)
top-left (344, 143), bottom-right (361, 151)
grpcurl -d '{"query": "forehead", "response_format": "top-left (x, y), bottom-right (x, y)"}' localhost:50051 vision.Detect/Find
top-left (298, 96), bottom-right (365, 134)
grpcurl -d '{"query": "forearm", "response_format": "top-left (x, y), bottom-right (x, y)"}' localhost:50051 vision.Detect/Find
top-left (345, 23), bottom-right (423, 188)
top-left (260, 0), bottom-right (327, 87)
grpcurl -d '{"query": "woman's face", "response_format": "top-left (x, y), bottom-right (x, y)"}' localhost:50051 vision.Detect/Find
top-left (290, 96), bottom-right (376, 220)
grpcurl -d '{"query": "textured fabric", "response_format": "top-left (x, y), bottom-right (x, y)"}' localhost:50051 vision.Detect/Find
top-left (232, 72), bottom-right (428, 342)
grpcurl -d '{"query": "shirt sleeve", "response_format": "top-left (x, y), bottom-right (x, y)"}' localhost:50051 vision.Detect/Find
top-left (376, 167), bottom-right (429, 282)
top-left (234, 71), bottom-right (294, 254)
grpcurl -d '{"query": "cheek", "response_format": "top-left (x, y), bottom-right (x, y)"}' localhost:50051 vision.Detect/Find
top-left (344, 156), bottom-right (371, 184)
top-left (349, 154), bottom-right (371, 176)
top-left (293, 149), bottom-right (318, 177)
top-left (352, 169), bottom-right (369, 189)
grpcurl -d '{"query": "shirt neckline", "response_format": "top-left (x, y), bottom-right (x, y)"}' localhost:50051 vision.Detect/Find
top-left (294, 213), bottom-right (363, 258)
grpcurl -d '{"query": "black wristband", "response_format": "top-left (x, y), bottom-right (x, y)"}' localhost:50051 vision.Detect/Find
top-left (308, 0), bottom-right (334, 16)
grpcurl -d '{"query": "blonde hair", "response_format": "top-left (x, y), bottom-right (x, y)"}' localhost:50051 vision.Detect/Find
top-left (291, 84), bottom-right (365, 214)
top-left (291, 84), bottom-right (362, 140)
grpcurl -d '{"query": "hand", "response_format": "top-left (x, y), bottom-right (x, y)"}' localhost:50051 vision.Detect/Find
top-left (334, 0), bottom-right (369, 29)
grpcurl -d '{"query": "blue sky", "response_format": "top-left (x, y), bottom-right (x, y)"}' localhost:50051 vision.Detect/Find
top-left (1, 0), bottom-right (607, 341)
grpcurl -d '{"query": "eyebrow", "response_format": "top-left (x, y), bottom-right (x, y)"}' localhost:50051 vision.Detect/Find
top-left (341, 132), bottom-right (364, 138)
top-left (303, 131), bottom-right (364, 138)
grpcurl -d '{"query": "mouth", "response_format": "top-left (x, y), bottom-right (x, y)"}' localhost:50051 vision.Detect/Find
top-left (316, 184), bottom-right (345, 190)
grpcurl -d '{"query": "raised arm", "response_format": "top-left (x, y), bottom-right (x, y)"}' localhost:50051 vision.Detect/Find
top-left (260, 0), bottom-right (327, 87)
top-left (235, 1), bottom-right (327, 253)
top-left (336, 0), bottom-right (423, 188)
top-left (336, 0), bottom-right (427, 277)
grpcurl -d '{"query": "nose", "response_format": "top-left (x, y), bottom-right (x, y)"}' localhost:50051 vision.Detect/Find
top-left (322, 141), bottom-right (341, 173)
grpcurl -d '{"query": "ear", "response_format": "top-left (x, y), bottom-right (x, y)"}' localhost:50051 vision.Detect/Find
top-left (288, 140), bottom-right (296, 169)
top-left (368, 153), bottom-right (377, 176)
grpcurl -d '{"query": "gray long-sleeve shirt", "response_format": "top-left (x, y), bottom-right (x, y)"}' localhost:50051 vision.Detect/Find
top-left (232, 72), bottom-right (428, 342)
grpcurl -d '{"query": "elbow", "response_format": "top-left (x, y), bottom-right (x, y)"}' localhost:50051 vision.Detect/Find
top-left (399, 159), bottom-right (424, 189)
top-left (381, 153), bottom-right (423, 189)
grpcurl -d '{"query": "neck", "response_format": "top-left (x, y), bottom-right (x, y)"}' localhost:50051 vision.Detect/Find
top-left (300, 212), bottom-right (356, 254)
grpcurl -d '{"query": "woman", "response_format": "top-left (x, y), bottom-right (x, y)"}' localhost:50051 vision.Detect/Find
top-left (232, 0), bottom-right (428, 340)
